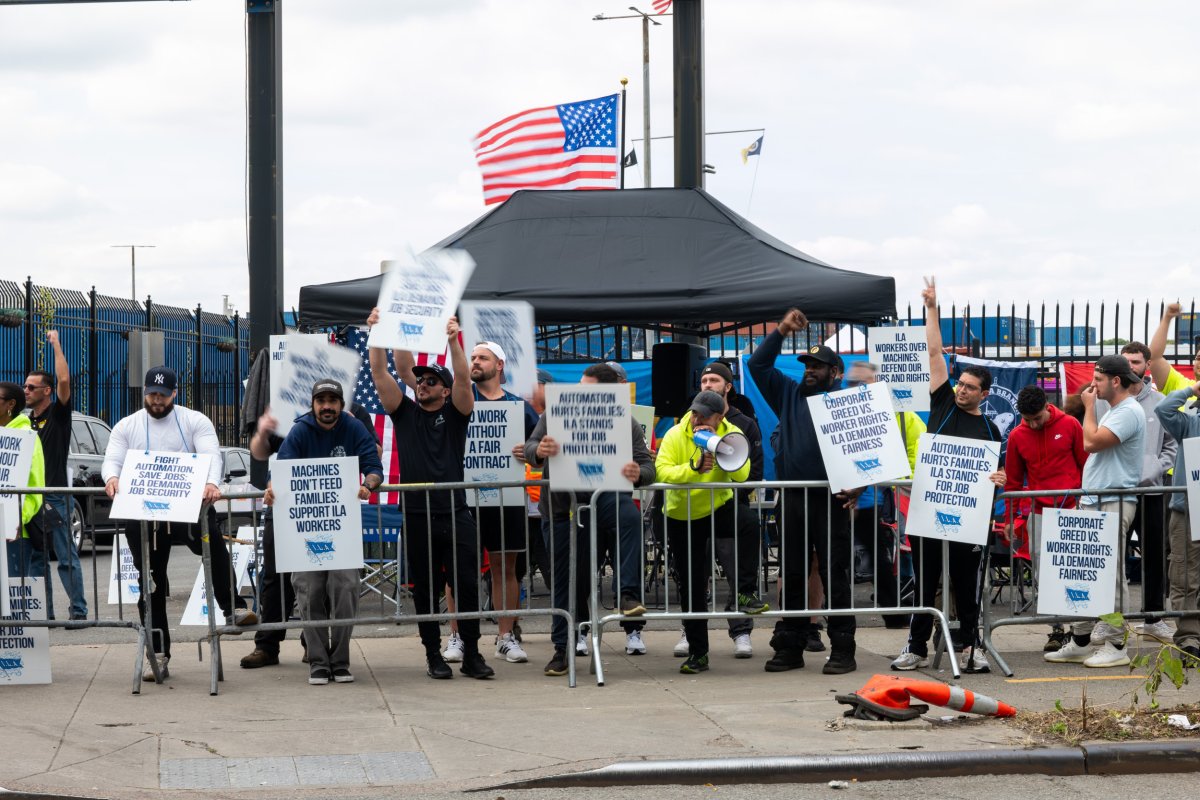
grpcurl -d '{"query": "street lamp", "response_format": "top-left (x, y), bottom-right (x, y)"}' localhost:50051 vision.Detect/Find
top-left (111, 244), bottom-right (154, 303)
top-left (594, 6), bottom-right (664, 188)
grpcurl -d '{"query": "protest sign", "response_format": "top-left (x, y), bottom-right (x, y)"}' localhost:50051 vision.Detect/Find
top-left (1185, 439), bottom-right (1200, 542)
top-left (906, 433), bottom-right (1000, 545)
top-left (459, 300), bottom-right (537, 397)
top-left (273, 457), bottom-right (364, 573)
top-left (270, 334), bottom-right (362, 437)
top-left (867, 326), bottom-right (930, 412)
top-left (109, 451), bottom-right (212, 523)
top-left (631, 404), bottom-right (655, 442)
top-left (107, 533), bottom-right (141, 604)
top-left (368, 249), bottom-right (475, 355)
top-left (544, 384), bottom-right (633, 492)
top-left (806, 382), bottom-right (911, 491)
top-left (0, 502), bottom-right (8, 615)
top-left (0, 578), bottom-right (51, 685)
top-left (181, 543), bottom-right (255, 626)
top-left (0, 428), bottom-right (38, 561)
top-left (1037, 507), bottom-right (1118, 617)
top-left (464, 401), bottom-right (525, 507)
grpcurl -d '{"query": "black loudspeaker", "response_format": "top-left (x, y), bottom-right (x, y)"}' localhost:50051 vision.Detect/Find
top-left (652, 342), bottom-right (708, 417)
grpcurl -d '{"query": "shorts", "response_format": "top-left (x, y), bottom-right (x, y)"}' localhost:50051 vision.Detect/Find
top-left (476, 505), bottom-right (529, 553)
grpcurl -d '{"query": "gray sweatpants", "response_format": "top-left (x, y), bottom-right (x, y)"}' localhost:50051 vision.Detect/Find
top-left (1168, 509), bottom-right (1200, 649)
top-left (292, 569), bottom-right (359, 671)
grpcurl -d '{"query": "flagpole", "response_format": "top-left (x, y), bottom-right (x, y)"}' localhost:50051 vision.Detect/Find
top-left (619, 77), bottom-right (628, 189)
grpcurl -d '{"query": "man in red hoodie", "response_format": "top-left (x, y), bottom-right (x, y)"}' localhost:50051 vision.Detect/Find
top-left (1004, 385), bottom-right (1088, 651)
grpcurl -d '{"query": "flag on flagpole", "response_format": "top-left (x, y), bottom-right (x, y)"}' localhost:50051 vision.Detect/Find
top-left (623, 148), bottom-right (637, 168)
top-left (652, 0), bottom-right (672, 13)
top-left (740, 134), bottom-right (763, 165)
top-left (472, 94), bottom-right (620, 206)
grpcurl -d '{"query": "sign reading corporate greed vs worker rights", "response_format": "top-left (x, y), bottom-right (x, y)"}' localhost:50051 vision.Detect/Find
top-left (1037, 507), bottom-right (1118, 617)
top-left (273, 457), bottom-right (363, 573)
top-left (368, 248), bottom-right (475, 356)
top-left (807, 382), bottom-right (911, 491)
top-left (464, 401), bottom-right (525, 507)
top-left (867, 326), bottom-right (930, 412)
top-left (544, 384), bottom-right (633, 492)
top-left (109, 451), bottom-right (213, 523)
top-left (271, 334), bottom-right (363, 438)
top-left (906, 433), bottom-right (999, 545)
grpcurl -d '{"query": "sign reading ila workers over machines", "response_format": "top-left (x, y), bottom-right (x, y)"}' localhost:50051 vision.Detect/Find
top-left (273, 457), bottom-right (364, 573)
top-left (866, 325), bottom-right (931, 412)
top-left (464, 401), bottom-right (525, 507)
top-left (108, 451), bottom-right (213, 523)
top-left (1037, 507), bottom-right (1118, 618)
top-left (806, 382), bottom-right (911, 491)
top-left (906, 433), bottom-right (999, 545)
top-left (544, 384), bottom-right (633, 492)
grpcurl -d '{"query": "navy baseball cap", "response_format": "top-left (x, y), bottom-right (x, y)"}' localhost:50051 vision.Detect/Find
top-left (412, 363), bottom-right (453, 387)
top-left (797, 345), bottom-right (841, 369)
top-left (144, 366), bottom-right (177, 396)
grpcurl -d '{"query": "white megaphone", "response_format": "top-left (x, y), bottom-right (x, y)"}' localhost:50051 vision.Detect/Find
top-left (692, 429), bottom-right (750, 473)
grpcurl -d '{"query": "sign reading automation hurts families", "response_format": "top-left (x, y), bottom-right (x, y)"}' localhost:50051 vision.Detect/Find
top-left (544, 384), bottom-right (632, 492)
top-left (906, 433), bottom-right (999, 545)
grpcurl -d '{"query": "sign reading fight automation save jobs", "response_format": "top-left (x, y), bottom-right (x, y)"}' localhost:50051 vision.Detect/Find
top-left (369, 249), bottom-right (475, 356)
top-left (108, 451), bottom-right (212, 523)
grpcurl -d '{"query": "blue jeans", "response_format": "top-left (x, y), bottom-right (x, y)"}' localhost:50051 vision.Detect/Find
top-left (29, 495), bottom-right (88, 619)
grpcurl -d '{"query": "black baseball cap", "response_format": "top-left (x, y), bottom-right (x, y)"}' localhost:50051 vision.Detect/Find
top-left (312, 379), bottom-right (344, 400)
top-left (412, 363), bottom-right (453, 387)
top-left (144, 366), bottom-right (177, 396)
top-left (1095, 354), bottom-right (1138, 383)
top-left (798, 345), bottom-right (842, 369)
top-left (689, 390), bottom-right (726, 417)
top-left (701, 361), bottom-right (734, 384)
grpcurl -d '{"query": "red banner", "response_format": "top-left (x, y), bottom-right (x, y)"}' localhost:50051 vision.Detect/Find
top-left (1060, 362), bottom-right (1196, 396)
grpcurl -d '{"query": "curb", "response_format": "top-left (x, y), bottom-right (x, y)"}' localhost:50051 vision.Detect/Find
top-left (477, 741), bottom-right (1200, 790)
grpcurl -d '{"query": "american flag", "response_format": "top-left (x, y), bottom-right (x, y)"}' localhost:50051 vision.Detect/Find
top-left (652, 0), bottom-right (672, 13)
top-left (472, 93), bottom-right (619, 206)
top-left (336, 326), bottom-right (451, 505)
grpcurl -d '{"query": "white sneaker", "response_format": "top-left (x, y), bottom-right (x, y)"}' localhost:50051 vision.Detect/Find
top-left (733, 633), bottom-right (753, 659)
top-left (1135, 620), bottom-right (1174, 639)
top-left (576, 638), bottom-right (590, 657)
top-left (673, 631), bottom-right (690, 657)
top-left (625, 629), bottom-right (647, 655)
top-left (890, 646), bottom-right (928, 671)
top-left (959, 646), bottom-right (990, 674)
top-left (442, 632), bottom-right (464, 663)
top-left (495, 632), bottom-right (529, 663)
top-left (1045, 638), bottom-right (1090, 663)
top-left (1084, 641), bottom-right (1131, 668)
top-left (1089, 621), bottom-right (1124, 645)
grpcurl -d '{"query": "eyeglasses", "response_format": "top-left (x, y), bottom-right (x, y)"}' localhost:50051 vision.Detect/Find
top-left (416, 376), bottom-right (442, 387)
top-left (22, 383), bottom-right (48, 391)
top-left (844, 379), bottom-right (864, 387)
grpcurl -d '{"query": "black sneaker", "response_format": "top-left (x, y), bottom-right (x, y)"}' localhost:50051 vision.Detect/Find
top-left (680, 653), bottom-right (710, 674)
top-left (240, 648), bottom-right (280, 669)
top-left (461, 652), bottom-right (495, 679)
top-left (332, 668), bottom-right (354, 683)
top-left (736, 593), bottom-right (769, 615)
top-left (309, 667), bottom-right (331, 685)
top-left (822, 649), bottom-right (857, 675)
top-left (764, 649), bottom-right (805, 672)
top-left (65, 613), bottom-right (88, 630)
top-left (426, 654), bottom-right (453, 680)
top-left (544, 649), bottom-right (569, 677)
top-left (805, 628), bottom-right (826, 653)
top-left (620, 593), bottom-right (646, 617)
top-left (1044, 629), bottom-right (1069, 653)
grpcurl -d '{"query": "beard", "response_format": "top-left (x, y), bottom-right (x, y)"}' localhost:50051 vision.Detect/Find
top-left (145, 397), bottom-right (174, 419)
top-left (471, 365), bottom-right (498, 383)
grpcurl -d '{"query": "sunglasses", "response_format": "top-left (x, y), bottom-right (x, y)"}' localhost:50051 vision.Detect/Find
top-left (417, 376), bottom-right (443, 387)
top-left (22, 383), bottom-right (48, 391)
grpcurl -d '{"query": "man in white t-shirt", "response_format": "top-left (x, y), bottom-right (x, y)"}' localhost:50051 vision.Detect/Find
top-left (1045, 355), bottom-right (1146, 669)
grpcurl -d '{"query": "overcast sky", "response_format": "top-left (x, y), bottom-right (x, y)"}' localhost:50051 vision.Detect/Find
top-left (1, 0), bottom-right (1196, 327)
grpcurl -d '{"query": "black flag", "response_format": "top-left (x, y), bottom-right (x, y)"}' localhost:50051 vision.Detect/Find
top-left (622, 149), bottom-right (638, 168)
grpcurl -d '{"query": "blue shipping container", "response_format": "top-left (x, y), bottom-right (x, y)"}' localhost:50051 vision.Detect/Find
top-left (939, 317), bottom-right (1031, 347)
top-left (1038, 326), bottom-right (1097, 347)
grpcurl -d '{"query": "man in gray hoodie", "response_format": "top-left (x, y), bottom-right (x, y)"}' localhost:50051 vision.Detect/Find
top-left (1155, 380), bottom-right (1200, 661)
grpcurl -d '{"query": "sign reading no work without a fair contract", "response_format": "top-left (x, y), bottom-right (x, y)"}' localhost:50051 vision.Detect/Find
top-left (544, 384), bottom-right (633, 492)
top-left (867, 325), bottom-right (931, 412)
top-left (1037, 507), bottom-right (1118, 618)
top-left (109, 451), bottom-right (213, 523)
top-left (273, 457), bottom-right (364, 573)
top-left (464, 401), bottom-right (525, 507)
top-left (906, 433), bottom-right (999, 545)
top-left (806, 382), bottom-right (911, 492)
top-left (369, 249), bottom-right (476, 356)
top-left (459, 300), bottom-right (537, 399)
top-left (271, 334), bottom-right (363, 438)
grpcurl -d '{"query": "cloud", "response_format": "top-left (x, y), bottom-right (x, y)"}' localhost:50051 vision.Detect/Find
top-left (0, 163), bottom-right (103, 219)
top-left (931, 205), bottom-right (1017, 238)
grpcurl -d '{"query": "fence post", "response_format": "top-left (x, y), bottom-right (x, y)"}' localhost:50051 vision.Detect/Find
top-left (194, 303), bottom-right (204, 419)
top-left (89, 287), bottom-right (99, 416)
top-left (232, 310), bottom-right (242, 441)
top-left (145, 294), bottom-right (153, 331)
top-left (23, 276), bottom-right (34, 378)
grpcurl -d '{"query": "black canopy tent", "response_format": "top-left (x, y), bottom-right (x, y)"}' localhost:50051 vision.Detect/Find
top-left (296, 187), bottom-right (895, 331)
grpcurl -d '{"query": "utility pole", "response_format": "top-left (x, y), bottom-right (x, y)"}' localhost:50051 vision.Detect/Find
top-left (673, 0), bottom-right (703, 189)
top-left (594, 6), bottom-right (665, 188)
top-left (110, 244), bottom-right (154, 304)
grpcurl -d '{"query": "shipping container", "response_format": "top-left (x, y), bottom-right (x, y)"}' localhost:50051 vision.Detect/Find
top-left (1037, 326), bottom-right (1097, 347)
top-left (939, 317), bottom-right (1031, 347)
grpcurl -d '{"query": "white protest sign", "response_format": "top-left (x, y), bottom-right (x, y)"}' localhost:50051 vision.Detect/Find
top-left (273, 457), bottom-right (364, 573)
top-left (368, 249), bottom-right (476, 355)
top-left (464, 401), bottom-right (525, 507)
top-left (459, 300), bottom-right (537, 398)
top-left (107, 533), bottom-right (142, 604)
top-left (1037, 508), bottom-right (1119, 617)
top-left (906, 433), bottom-right (1000, 545)
top-left (0, 503), bottom-right (8, 615)
top-left (109, 451), bottom-right (212, 523)
top-left (0, 427), bottom-right (37, 553)
top-left (867, 326), bottom-right (931, 412)
top-left (0, 494), bottom-right (18, 542)
top-left (0, 578), bottom-right (51, 685)
top-left (806, 382), bottom-right (911, 491)
top-left (1186, 439), bottom-right (1200, 542)
top-left (181, 543), bottom-right (255, 626)
top-left (271, 334), bottom-right (362, 437)
top-left (631, 404), bottom-right (655, 442)
top-left (544, 384), bottom-right (633, 492)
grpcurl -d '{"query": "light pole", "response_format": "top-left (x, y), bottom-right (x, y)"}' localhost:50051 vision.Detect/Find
top-left (594, 6), bottom-right (664, 188)
top-left (111, 244), bottom-right (154, 303)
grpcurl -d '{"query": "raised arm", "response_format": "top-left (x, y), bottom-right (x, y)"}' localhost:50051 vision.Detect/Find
top-left (447, 316), bottom-right (473, 417)
top-left (366, 308), bottom-right (406, 414)
top-left (747, 308), bottom-right (806, 415)
top-left (1149, 302), bottom-right (1181, 390)
top-left (923, 277), bottom-right (948, 391)
top-left (47, 330), bottom-right (71, 406)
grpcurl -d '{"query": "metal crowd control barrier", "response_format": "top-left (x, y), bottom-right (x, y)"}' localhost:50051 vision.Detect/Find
top-left (984, 484), bottom-right (1189, 677)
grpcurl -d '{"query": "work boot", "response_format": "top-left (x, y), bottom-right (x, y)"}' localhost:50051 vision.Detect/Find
top-left (240, 648), bottom-right (280, 669)
top-left (823, 635), bottom-right (858, 675)
top-left (764, 649), bottom-right (805, 672)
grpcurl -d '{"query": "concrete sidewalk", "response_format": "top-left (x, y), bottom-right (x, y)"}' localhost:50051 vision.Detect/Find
top-left (4, 622), bottom-right (1197, 799)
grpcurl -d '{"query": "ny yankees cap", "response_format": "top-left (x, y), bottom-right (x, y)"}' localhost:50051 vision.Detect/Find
top-left (144, 366), bottom-right (177, 396)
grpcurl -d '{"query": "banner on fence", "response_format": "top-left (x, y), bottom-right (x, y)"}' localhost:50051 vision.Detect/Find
top-left (109, 451), bottom-right (212, 523)
top-left (867, 326), bottom-right (930, 412)
top-left (271, 334), bottom-right (362, 438)
top-left (544, 384), bottom-right (632, 492)
top-left (1186, 439), bottom-right (1200, 542)
top-left (181, 543), bottom-right (255, 626)
top-left (907, 433), bottom-right (1000, 545)
top-left (459, 300), bottom-right (537, 398)
top-left (1037, 507), bottom-right (1118, 617)
top-left (273, 457), bottom-right (364, 573)
top-left (806, 382), bottom-right (911, 491)
top-left (464, 401), bottom-right (525, 507)
top-left (107, 534), bottom-right (140, 604)
top-left (953, 355), bottom-right (1039, 442)
top-left (0, 578), bottom-right (50, 685)
top-left (368, 249), bottom-right (475, 355)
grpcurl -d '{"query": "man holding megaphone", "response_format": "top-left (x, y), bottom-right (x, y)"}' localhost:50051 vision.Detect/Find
top-left (655, 390), bottom-right (753, 675)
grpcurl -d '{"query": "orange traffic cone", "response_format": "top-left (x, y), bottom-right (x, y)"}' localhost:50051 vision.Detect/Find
top-left (837, 674), bottom-right (1016, 721)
